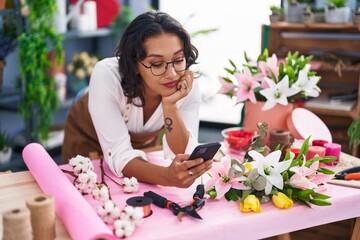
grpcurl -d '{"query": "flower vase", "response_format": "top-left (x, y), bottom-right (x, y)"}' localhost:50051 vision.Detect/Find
top-left (243, 101), bottom-right (294, 144)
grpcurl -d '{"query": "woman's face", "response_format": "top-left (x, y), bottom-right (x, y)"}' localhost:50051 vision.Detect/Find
top-left (138, 32), bottom-right (186, 98)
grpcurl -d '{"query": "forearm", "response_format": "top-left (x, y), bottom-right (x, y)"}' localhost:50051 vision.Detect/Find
top-left (122, 157), bottom-right (172, 186)
top-left (162, 103), bottom-right (189, 154)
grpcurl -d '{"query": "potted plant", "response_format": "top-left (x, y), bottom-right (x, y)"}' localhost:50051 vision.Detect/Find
top-left (313, 8), bottom-right (326, 22)
top-left (269, 5), bottom-right (284, 23)
top-left (285, 0), bottom-right (315, 23)
top-left (0, 130), bottom-right (12, 164)
top-left (302, 5), bottom-right (315, 24)
top-left (18, 0), bottom-right (63, 142)
top-left (353, 6), bottom-right (360, 25)
top-left (325, 0), bottom-right (351, 23)
top-left (348, 117), bottom-right (360, 151)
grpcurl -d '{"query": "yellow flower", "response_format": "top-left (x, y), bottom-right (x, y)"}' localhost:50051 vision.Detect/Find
top-left (240, 194), bottom-right (261, 213)
top-left (243, 162), bottom-right (253, 176)
top-left (272, 192), bottom-right (293, 209)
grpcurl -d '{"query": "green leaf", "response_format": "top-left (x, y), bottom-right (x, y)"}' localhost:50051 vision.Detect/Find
top-left (309, 198), bottom-right (332, 206)
top-left (311, 192), bottom-right (331, 200)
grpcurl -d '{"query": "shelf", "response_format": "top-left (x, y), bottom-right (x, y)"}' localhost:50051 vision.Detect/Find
top-left (270, 22), bottom-right (360, 32)
top-left (63, 28), bottom-right (114, 39)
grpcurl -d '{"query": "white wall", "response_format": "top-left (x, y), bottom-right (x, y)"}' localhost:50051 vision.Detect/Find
top-left (160, 0), bottom-right (281, 125)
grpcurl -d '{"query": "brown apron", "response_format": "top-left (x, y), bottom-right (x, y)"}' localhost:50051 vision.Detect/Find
top-left (62, 93), bottom-right (163, 163)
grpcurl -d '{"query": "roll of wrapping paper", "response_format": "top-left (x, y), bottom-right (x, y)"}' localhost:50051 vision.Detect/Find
top-left (306, 146), bottom-right (326, 160)
top-left (26, 194), bottom-right (55, 240)
top-left (22, 143), bottom-right (114, 240)
top-left (2, 207), bottom-right (32, 240)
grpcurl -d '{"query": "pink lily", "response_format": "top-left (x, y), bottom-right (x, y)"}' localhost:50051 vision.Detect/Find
top-left (288, 157), bottom-right (334, 190)
top-left (217, 76), bottom-right (235, 94)
top-left (253, 54), bottom-right (279, 81)
top-left (234, 68), bottom-right (260, 103)
top-left (205, 155), bottom-right (250, 199)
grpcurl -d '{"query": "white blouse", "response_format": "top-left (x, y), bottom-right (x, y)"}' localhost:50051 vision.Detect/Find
top-left (88, 57), bottom-right (201, 177)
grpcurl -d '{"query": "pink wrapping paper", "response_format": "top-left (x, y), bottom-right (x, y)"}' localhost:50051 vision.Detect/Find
top-left (22, 143), bottom-right (114, 240)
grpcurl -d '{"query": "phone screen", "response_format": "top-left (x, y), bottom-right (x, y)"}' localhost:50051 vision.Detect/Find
top-left (188, 142), bottom-right (221, 161)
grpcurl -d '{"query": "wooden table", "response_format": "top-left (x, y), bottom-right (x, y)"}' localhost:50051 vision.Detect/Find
top-left (1, 152), bottom-right (360, 240)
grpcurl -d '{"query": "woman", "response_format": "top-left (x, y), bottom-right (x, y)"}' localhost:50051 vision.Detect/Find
top-left (62, 10), bottom-right (212, 188)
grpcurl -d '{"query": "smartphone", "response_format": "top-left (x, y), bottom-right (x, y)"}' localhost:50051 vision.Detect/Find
top-left (188, 142), bottom-right (221, 161)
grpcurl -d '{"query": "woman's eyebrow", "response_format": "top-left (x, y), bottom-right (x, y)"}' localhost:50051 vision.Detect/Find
top-left (146, 49), bottom-right (184, 58)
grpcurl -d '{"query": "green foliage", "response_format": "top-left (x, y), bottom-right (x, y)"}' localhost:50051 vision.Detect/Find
top-left (110, 6), bottom-right (136, 43)
top-left (348, 117), bottom-right (360, 147)
top-left (326, 0), bottom-right (348, 8)
top-left (18, 0), bottom-right (63, 141)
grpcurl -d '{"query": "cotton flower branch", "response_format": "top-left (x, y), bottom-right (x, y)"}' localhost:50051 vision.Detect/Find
top-left (62, 155), bottom-right (143, 238)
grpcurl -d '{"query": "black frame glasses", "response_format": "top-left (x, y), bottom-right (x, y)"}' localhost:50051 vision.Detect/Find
top-left (139, 57), bottom-right (187, 76)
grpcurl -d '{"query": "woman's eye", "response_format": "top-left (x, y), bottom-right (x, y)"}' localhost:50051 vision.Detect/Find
top-left (174, 58), bottom-right (185, 64)
top-left (152, 62), bottom-right (165, 68)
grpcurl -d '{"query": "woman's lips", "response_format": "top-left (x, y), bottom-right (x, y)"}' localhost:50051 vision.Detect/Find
top-left (162, 80), bottom-right (178, 88)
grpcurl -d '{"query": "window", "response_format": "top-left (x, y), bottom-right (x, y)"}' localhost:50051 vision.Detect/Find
top-left (160, 0), bottom-right (280, 124)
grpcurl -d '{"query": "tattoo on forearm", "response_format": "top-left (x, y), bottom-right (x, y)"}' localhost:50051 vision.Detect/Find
top-left (165, 117), bottom-right (173, 132)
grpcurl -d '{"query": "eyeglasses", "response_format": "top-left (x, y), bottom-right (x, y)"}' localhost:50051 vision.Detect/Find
top-left (139, 57), bottom-right (187, 76)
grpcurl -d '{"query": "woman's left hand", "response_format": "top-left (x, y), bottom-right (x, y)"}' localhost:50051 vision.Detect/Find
top-left (162, 70), bottom-right (194, 105)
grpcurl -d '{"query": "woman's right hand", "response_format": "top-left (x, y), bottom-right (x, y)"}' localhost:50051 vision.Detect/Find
top-left (166, 154), bottom-right (213, 188)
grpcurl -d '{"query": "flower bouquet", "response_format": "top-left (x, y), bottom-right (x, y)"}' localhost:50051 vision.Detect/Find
top-left (218, 48), bottom-right (321, 111)
top-left (67, 51), bottom-right (99, 80)
top-left (205, 124), bottom-right (336, 212)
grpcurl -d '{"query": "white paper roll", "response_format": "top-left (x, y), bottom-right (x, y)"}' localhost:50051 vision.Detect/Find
top-left (83, 1), bottom-right (97, 31)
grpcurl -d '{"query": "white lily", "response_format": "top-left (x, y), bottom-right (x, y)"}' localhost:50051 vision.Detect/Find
top-left (259, 75), bottom-right (300, 110)
top-left (292, 66), bottom-right (321, 98)
top-left (248, 150), bottom-right (294, 195)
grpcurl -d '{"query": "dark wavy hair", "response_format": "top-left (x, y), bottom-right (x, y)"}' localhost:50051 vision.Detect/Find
top-left (114, 10), bottom-right (199, 106)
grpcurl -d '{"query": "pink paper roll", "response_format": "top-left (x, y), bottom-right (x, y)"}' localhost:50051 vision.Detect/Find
top-left (306, 146), bottom-right (325, 160)
top-left (22, 143), bottom-right (114, 240)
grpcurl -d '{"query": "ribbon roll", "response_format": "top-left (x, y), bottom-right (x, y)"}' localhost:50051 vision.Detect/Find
top-left (306, 146), bottom-right (326, 160)
top-left (324, 143), bottom-right (341, 165)
top-left (26, 194), bottom-right (56, 240)
top-left (3, 208), bottom-right (32, 240)
top-left (312, 139), bottom-right (329, 147)
top-left (126, 196), bottom-right (153, 218)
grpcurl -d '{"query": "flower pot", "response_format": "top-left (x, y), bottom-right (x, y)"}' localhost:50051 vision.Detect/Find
top-left (314, 12), bottom-right (325, 23)
top-left (325, 6), bottom-right (351, 23)
top-left (0, 147), bottom-right (12, 164)
top-left (243, 102), bottom-right (294, 144)
top-left (353, 12), bottom-right (360, 25)
top-left (269, 13), bottom-right (284, 23)
top-left (302, 12), bottom-right (315, 24)
top-left (284, 3), bottom-right (308, 23)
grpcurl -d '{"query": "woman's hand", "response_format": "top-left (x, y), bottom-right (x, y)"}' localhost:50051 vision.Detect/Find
top-left (165, 153), bottom-right (213, 188)
top-left (162, 70), bottom-right (194, 105)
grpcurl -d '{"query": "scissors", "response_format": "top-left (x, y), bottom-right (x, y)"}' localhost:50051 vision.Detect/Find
top-left (334, 166), bottom-right (360, 180)
top-left (144, 184), bottom-right (205, 221)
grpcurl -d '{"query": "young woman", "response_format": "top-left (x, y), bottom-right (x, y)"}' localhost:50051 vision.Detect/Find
top-left (62, 10), bottom-right (212, 188)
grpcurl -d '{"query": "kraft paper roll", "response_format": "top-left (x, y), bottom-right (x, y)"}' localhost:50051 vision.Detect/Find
top-left (3, 208), bottom-right (32, 240)
top-left (26, 194), bottom-right (56, 240)
top-left (22, 143), bottom-right (113, 240)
